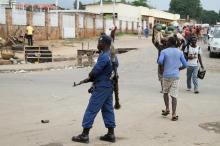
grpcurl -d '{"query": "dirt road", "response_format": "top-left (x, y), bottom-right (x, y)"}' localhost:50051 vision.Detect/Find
top-left (0, 36), bottom-right (220, 146)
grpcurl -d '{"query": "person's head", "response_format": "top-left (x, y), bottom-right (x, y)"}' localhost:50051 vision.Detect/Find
top-left (191, 35), bottom-right (197, 46)
top-left (189, 27), bottom-right (192, 32)
top-left (97, 35), bottom-right (112, 52)
top-left (167, 36), bottom-right (177, 48)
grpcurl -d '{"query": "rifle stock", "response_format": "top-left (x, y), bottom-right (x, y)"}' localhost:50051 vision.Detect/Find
top-left (111, 44), bottom-right (121, 110)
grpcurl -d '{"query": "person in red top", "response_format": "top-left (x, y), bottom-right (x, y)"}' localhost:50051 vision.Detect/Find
top-left (196, 26), bottom-right (201, 39)
top-left (184, 27), bottom-right (190, 39)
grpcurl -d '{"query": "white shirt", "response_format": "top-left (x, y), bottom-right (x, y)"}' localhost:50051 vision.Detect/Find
top-left (185, 45), bottom-right (202, 66)
top-left (138, 27), bottom-right (142, 33)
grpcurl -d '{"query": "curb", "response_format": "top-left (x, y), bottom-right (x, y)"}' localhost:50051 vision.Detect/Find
top-left (0, 60), bottom-right (77, 73)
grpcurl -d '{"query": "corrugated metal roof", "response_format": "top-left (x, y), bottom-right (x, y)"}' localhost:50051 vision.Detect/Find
top-left (49, 9), bottom-right (100, 14)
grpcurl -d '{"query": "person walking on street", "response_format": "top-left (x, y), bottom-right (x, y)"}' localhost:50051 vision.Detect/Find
top-left (72, 35), bottom-right (118, 143)
top-left (144, 26), bottom-right (149, 38)
top-left (154, 28), bottom-right (165, 92)
top-left (26, 24), bottom-right (34, 46)
top-left (110, 25), bottom-right (117, 42)
top-left (138, 25), bottom-right (142, 39)
top-left (158, 37), bottom-right (188, 121)
top-left (184, 36), bottom-right (204, 94)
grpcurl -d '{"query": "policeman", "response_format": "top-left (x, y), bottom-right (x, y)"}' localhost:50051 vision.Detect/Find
top-left (72, 35), bottom-right (117, 143)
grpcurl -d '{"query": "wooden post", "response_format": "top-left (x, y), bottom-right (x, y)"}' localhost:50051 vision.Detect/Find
top-left (5, 8), bottom-right (12, 38)
top-left (58, 12), bottom-right (62, 39)
top-left (45, 11), bottom-right (49, 40)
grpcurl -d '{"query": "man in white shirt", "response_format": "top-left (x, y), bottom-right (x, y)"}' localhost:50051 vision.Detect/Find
top-left (138, 25), bottom-right (142, 39)
top-left (184, 36), bottom-right (204, 94)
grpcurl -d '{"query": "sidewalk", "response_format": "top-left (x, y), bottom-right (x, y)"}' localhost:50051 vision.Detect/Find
top-left (0, 35), bottom-right (149, 73)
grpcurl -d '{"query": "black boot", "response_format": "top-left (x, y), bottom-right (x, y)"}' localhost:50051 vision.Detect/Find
top-left (100, 127), bottom-right (116, 143)
top-left (72, 128), bottom-right (90, 143)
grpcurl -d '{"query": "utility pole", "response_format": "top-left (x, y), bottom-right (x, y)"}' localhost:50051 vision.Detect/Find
top-left (100, 0), bottom-right (103, 14)
top-left (9, 0), bottom-right (16, 9)
top-left (113, 0), bottom-right (116, 25)
top-left (76, 0), bottom-right (79, 10)
top-left (55, 0), bottom-right (58, 10)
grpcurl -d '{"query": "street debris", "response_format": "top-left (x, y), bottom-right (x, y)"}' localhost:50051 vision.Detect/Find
top-left (41, 120), bottom-right (50, 123)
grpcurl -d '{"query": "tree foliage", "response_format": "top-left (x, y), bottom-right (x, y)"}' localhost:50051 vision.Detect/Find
top-left (73, 0), bottom-right (85, 10)
top-left (132, 0), bottom-right (150, 7)
top-left (103, 0), bottom-right (114, 2)
top-left (200, 10), bottom-right (220, 25)
top-left (169, 0), bottom-right (220, 24)
top-left (120, 0), bottom-right (127, 4)
top-left (169, 0), bottom-right (202, 20)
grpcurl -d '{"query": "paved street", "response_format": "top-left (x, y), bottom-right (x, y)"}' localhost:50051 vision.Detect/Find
top-left (0, 36), bottom-right (220, 146)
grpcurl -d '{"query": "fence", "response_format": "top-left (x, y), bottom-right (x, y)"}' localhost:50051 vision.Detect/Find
top-left (0, 8), bottom-right (140, 41)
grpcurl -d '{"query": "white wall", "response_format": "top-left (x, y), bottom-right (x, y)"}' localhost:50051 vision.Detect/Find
top-left (0, 7), bottom-right (6, 24)
top-left (87, 17), bottom-right (93, 29)
top-left (79, 14), bottom-right (84, 28)
top-left (33, 12), bottom-right (45, 26)
top-left (49, 12), bottom-right (58, 27)
top-left (96, 16), bottom-right (103, 29)
top-left (117, 3), bottom-right (140, 22)
top-left (86, 3), bottom-right (180, 22)
top-left (12, 9), bottom-right (26, 25)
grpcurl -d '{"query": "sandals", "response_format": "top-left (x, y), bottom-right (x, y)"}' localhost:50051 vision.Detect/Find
top-left (161, 110), bottom-right (170, 116)
top-left (162, 110), bottom-right (179, 121)
top-left (171, 116), bottom-right (179, 121)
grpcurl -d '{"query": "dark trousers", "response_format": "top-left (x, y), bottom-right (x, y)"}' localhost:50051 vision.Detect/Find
top-left (82, 86), bottom-right (115, 129)
top-left (27, 35), bottom-right (33, 46)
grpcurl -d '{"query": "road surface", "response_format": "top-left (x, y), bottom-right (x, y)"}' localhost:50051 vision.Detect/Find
top-left (0, 36), bottom-right (220, 146)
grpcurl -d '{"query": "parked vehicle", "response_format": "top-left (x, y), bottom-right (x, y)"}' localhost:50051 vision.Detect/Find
top-left (208, 25), bottom-right (220, 57)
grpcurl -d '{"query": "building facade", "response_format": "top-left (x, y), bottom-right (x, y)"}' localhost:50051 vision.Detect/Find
top-left (0, 0), bottom-right (16, 8)
top-left (85, 3), bottom-right (180, 29)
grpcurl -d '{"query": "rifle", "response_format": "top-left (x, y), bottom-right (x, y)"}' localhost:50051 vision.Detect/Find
top-left (111, 44), bottom-right (121, 110)
top-left (112, 72), bottom-right (120, 110)
top-left (72, 78), bottom-right (91, 87)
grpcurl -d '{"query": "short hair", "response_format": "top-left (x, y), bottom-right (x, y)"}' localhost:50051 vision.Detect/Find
top-left (167, 37), bottom-right (177, 46)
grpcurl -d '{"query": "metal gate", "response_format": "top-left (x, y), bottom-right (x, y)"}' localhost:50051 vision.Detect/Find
top-left (62, 15), bottom-right (75, 39)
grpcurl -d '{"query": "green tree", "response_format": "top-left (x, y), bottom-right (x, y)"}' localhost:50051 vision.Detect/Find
top-left (120, 0), bottom-right (127, 3)
top-left (132, 0), bottom-right (150, 7)
top-left (169, 0), bottom-right (202, 20)
top-left (73, 0), bottom-right (85, 10)
top-left (200, 10), bottom-right (220, 25)
top-left (103, 0), bottom-right (113, 2)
